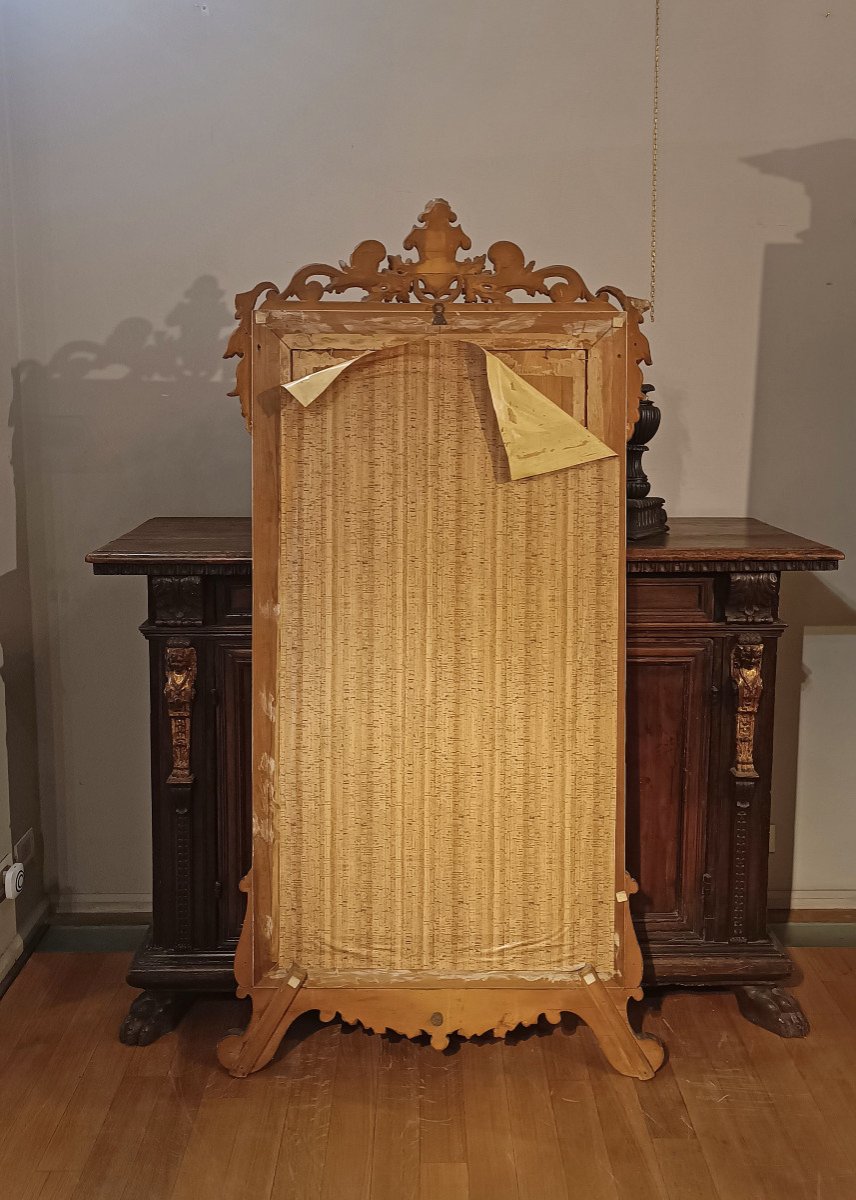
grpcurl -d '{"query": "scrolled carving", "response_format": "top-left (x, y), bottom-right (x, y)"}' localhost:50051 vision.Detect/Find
top-left (730, 638), bottom-right (763, 780)
top-left (151, 575), bottom-right (203, 626)
top-left (279, 200), bottom-right (598, 307)
top-left (226, 280), bottom-right (279, 428)
top-left (225, 199), bottom-right (651, 432)
top-left (726, 571), bottom-right (779, 624)
top-left (164, 640), bottom-right (197, 785)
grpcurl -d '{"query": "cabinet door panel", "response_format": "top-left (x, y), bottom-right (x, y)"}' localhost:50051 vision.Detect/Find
top-left (626, 640), bottom-right (712, 936)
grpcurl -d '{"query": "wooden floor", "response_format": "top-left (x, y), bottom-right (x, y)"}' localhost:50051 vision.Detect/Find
top-left (2, 949), bottom-right (856, 1199)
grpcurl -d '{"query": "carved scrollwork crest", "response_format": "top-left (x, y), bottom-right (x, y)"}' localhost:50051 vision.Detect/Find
top-left (226, 199), bottom-right (651, 431)
top-left (276, 199), bottom-right (598, 306)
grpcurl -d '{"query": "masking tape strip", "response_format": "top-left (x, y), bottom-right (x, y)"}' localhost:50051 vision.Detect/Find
top-left (285, 962), bottom-right (308, 992)
top-left (283, 340), bottom-right (617, 482)
top-left (286, 354), bottom-right (369, 407)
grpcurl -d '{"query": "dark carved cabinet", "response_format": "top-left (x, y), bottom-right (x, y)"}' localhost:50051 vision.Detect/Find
top-left (88, 516), bottom-right (842, 1045)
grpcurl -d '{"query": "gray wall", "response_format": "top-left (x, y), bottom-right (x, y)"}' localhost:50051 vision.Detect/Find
top-left (0, 0), bottom-right (853, 916)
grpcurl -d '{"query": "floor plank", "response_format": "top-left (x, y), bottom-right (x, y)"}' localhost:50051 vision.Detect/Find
top-left (319, 1023), bottom-right (379, 1200)
top-left (418, 1036), bottom-right (467, 1163)
top-left (39, 977), bottom-right (134, 1173)
top-left (369, 1036), bottom-right (420, 1200)
top-left (460, 1037), bottom-right (520, 1200)
top-left (421, 1162), bottom-right (469, 1200)
top-left (269, 1018), bottom-right (340, 1200)
top-left (501, 1032), bottom-right (566, 1200)
top-left (4, 950), bottom-right (856, 1199)
top-left (0, 955), bottom-right (128, 1172)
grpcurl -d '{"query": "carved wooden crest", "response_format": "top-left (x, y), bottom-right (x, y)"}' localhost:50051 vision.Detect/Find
top-left (279, 198), bottom-right (599, 305)
top-left (226, 199), bottom-right (652, 429)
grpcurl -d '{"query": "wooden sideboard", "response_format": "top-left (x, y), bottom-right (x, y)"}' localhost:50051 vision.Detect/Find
top-left (87, 516), bottom-right (842, 1045)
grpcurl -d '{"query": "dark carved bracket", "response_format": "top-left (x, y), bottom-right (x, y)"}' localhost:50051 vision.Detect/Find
top-left (151, 575), bottom-right (203, 626)
top-left (726, 572), bottom-right (779, 624)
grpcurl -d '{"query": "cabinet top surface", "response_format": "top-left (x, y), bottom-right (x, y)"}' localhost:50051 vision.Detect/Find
top-left (86, 515), bottom-right (843, 575)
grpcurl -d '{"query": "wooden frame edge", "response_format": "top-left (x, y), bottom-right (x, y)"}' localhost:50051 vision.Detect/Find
top-left (217, 976), bottom-right (663, 1080)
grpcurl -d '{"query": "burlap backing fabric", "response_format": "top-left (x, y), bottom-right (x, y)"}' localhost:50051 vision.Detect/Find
top-left (276, 340), bottom-right (619, 978)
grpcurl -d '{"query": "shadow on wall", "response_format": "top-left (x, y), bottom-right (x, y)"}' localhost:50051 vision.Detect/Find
top-left (744, 139), bottom-right (856, 906)
top-left (9, 276), bottom-right (249, 911)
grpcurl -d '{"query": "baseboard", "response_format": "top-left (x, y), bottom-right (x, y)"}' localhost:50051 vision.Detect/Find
top-left (0, 895), bottom-right (50, 999)
top-left (0, 932), bottom-right (24, 985)
top-left (769, 908), bottom-right (856, 924)
top-left (17, 895), bottom-right (51, 943)
top-left (49, 911), bottom-right (152, 927)
top-left (767, 889), bottom-right (856, 910)
top-left (53, 892), bottom-right (153, 916)
top-left (771, 922), bottom-right (856, 948)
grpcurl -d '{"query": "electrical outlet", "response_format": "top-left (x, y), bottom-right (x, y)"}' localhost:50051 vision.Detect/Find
top-left (14, 827), bottom-right (35, 866)
top-left (769, 824), bottom-right (776, 854)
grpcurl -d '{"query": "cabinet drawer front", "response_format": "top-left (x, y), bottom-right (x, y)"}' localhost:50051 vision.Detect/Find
top-left (628, 578), bottom-right (714, 624)
top-left (215, 578), bottom-right (253, 625)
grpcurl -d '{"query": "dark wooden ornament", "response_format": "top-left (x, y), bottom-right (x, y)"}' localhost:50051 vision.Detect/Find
top-left (627, 384), bottom-right (669, 541)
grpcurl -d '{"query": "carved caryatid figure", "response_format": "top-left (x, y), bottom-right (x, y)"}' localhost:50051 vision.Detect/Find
top-left (731, 638), bottom-right (764, 779)
top-left (164, 642), bottom-right (197, 785)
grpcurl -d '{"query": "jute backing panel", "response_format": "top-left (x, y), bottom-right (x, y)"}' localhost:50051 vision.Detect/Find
top-left (276, 341), bottom-right (619, 977)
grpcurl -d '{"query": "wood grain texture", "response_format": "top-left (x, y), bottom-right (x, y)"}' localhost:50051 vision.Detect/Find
top-left (276, 339), bottom-right (619, 978)
top-left (4, 950), bottom-right (856, 1198)
top-left (86, 515), bottom-right (843, 576)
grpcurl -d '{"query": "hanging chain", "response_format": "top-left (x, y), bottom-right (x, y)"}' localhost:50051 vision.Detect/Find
top-left (649, 0), bottom-right (660, 320)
